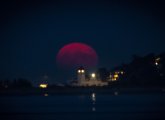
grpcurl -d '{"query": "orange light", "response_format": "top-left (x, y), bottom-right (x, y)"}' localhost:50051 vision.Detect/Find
top-left (114, 74), bottom-right (119, 78)
top-left (39, 84), bottom-right (48, 88)
top-left (112, 78), bottom-right (117, 81)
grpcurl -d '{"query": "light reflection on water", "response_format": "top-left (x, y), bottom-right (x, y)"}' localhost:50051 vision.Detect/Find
top-left (91, 93), bottom-right (96, 112)
top-left (44, 93), bottom-right (49, 97)
top-left (114, 91), bottom-right (119, 96)
top-left (1, 92), bottom-right (165, 120)
top-left (91, 93), bottom-right (96, 103)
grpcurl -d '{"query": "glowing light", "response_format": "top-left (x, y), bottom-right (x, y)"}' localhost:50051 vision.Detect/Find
top-left (56, 42), bottom-right (98, 68)
top-left (39, 84), bottom-right (48, 88)
top-left (44, 93), bottom-right (48, 96)
top-left (91, 93), bottom-right (96, 102)
top-left (156, 57), bottom-right (160, 61)
top-left (155, 57), bottom-right (160, 66)
top-left (112, 78), bottom-right (117, 81)
top-left (114, 74), bottom-right (119, 78)
top-left (155, 62), bottom-right (158, 66)
top-left (81, 70), bottom-right (85, 73)
top-left (91, 73), bottom-right (96, 78)
top-left (78, 70), bottom-right (81, 73)
top-left (115, 71), bottom-right (120, 74)
top-left (92, 93), bottom-right (95, 98)
top-left (121, 71), bottom-right (124, 74)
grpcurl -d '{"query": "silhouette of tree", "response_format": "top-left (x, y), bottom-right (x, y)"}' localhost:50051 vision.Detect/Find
top-left (97, 68), bottom-right (109, 81)
top-left (11, 78), bottom-right (33, 88)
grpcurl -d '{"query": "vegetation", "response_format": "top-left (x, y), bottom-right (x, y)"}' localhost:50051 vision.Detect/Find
top-left (0, 52), bottom-right (165, 89)
top-left (0, 78), bottom-right (33, 89)
top-left (110, 52), bottom-right (165, 87)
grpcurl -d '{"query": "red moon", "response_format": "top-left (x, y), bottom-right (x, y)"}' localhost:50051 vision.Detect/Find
top-left (56, 42), bottom-right (98, 69)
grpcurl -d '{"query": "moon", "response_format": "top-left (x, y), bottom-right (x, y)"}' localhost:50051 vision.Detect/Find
top-left (56, 42), bottom-right (98, 69)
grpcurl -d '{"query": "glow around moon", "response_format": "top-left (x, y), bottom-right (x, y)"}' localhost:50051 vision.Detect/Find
top-left (56, 42), bottom-right (98, 69)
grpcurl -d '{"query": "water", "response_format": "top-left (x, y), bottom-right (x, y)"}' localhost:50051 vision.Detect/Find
top-left (1, 92), bottom-right (165, 120)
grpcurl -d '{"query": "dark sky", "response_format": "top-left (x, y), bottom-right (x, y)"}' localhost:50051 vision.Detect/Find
top-left (0, 0), bottom-right (165, 84)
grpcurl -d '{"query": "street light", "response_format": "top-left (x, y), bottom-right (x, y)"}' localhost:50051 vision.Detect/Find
top-left (81, 70), bottom-right (85, 73)
top-left (78, 70), bottom-right (81, 73)
top-left (91, 73), bottom-right (96, 78)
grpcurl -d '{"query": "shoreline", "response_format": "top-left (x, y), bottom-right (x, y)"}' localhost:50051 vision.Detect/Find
top-left (0, 87), bottom-right (164, 96)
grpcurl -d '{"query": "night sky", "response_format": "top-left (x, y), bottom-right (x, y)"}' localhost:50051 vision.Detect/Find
top-left (0, 0), bottom-right (165, 84)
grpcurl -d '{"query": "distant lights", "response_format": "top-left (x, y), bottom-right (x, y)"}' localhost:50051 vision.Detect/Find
top-left (91, 93), bottom-right (96, 102)
top-left (91, 73), bottom-right (96, 78)
top-left (78, 69), bottom-right (85, 73)
top-left (155, 62), bottom-right (158, 66)
top-left (112, 77), bottom-right (117, 81)
top-left (81, 70), bottom-right (85, 73)
top-left (155, 57), bottom-right (161, 66)
top-left (44, 93), bottom-right (49, 96)
top-left (156, 57), bottom-right (160, 61)
top-left (39, 84), bottom-right (48, 88)
top-left (114, 74), bottom-right (119, 78)
top-left (109, 70), bottom-right (124, 81)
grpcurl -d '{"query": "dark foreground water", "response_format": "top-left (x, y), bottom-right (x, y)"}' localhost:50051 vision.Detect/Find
top-left (1, 91), bottom-right (165, 120)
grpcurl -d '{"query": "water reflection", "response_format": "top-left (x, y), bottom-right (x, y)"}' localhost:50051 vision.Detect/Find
top-left (44, 93), bottom-right (48, 97)
top-left (92, 107), bottom-right (96, 112)
top-left (91, 93), bottom-right (96, 103)
top-left (91, 93), bottom-right (96, 112)
top-left (114, 91), bottom-right (119, 96)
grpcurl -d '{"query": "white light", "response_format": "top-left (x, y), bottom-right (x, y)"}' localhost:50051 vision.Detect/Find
top-left (92, 93), bottom-right (95, 98)
top-left (91, 73), bottom-right (96, 78)
top-left (81, 70), bottom-right (85, 73)
top-left (78, 70), bottom-right (81, 73)
top-left (91, 93), bottom-right (96, 102)
top-left (155, 62), bottom-right (158, 66)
